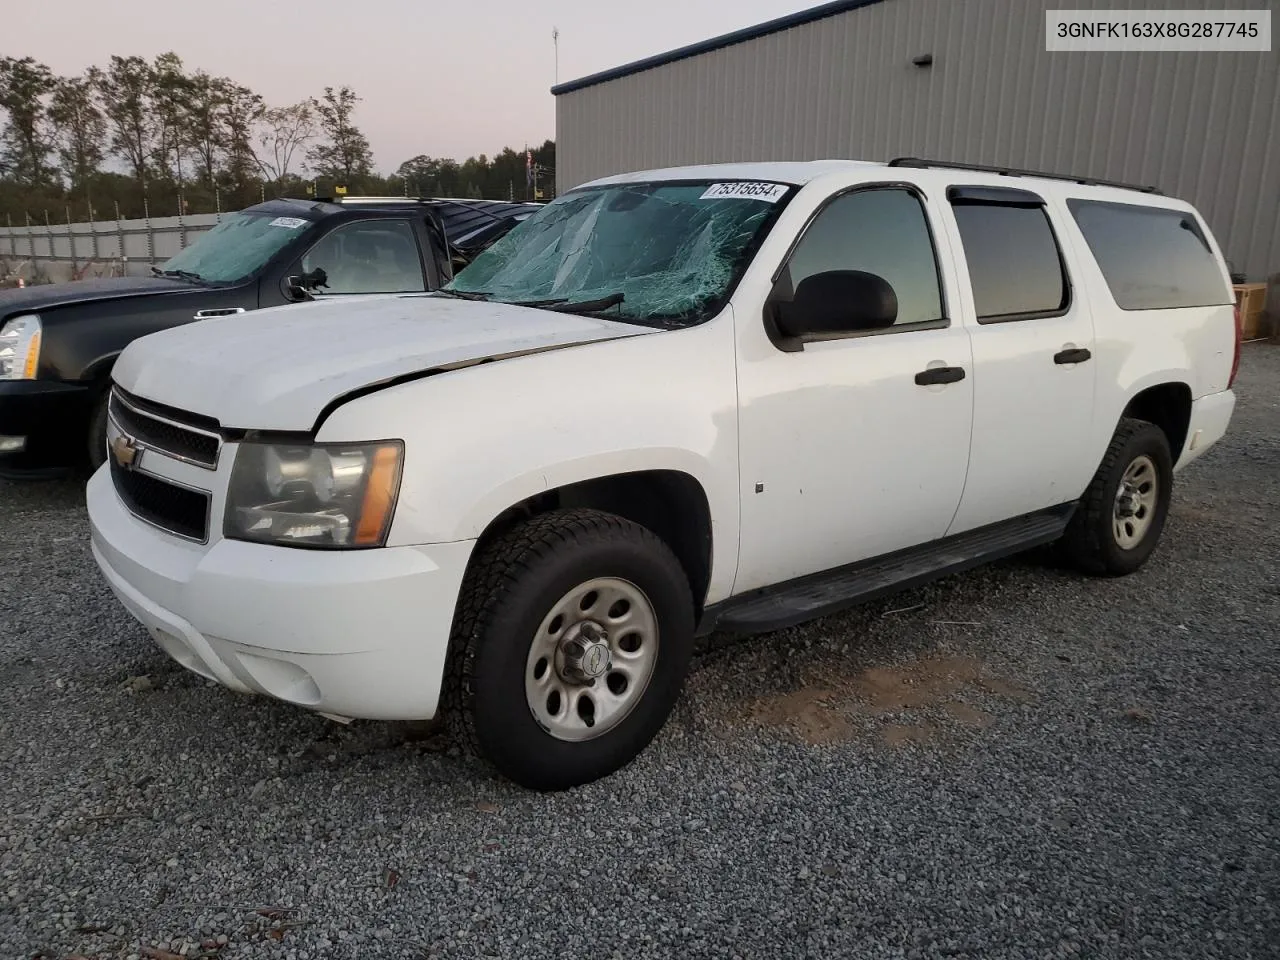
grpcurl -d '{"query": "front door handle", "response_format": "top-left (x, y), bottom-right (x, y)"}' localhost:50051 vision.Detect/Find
top-left (1054, 347), bottom-right (1092, 365)
top-left (193, 307), bottom-right (246, 320)
top-left (914, 366), bottom-right (966, 386)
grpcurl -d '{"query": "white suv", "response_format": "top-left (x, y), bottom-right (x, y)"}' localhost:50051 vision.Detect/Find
top-left (87, 158), bottom-right (1241, 790)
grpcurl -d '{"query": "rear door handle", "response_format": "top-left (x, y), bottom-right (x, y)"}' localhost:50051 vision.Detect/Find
top-left (914, 366), bottom-right (966, 386)
top-left (1054, 347), bottom-right (1092, 365)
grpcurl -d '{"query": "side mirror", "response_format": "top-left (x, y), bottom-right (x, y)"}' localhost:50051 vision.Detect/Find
top-left (283, 267), bottom-right (327, 302)
top-left (284, 277), bottom-right (314, 302)
top-left (773, 270), bottom-right (898, 342)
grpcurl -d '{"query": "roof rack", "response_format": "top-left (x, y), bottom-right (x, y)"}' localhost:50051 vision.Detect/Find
top-left (293, 195), bottom-right (536, 225)
top-left (332, 196), bottom-right (440, 204)
top-left (886, 157), bottom-right (1164, 195)
top-left (331, 195), bottom-right (529, 205)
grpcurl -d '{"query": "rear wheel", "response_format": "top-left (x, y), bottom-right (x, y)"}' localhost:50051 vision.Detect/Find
top-left (442, 508), bottom-right (694, 791)
top-left (1060, 418), bottom-right (1173, 576)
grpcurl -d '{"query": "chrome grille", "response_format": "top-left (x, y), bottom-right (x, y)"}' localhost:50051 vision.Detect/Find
top-left (109, 388), bottom-right (221, 469)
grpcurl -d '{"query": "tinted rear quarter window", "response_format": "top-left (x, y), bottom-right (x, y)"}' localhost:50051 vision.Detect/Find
top-left (950, 202), bottom-right (1068, 321)
top-left (1066, 199), bottom-right (1230, 310)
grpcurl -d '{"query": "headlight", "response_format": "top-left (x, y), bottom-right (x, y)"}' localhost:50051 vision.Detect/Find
top-left (224, 440), bottom-right (404, 548)
top-left (0, 314), bottom-right (42, 380)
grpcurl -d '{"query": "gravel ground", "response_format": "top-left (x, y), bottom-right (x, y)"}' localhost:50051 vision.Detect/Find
top-left (2, 347), bottom-right (1278, 960)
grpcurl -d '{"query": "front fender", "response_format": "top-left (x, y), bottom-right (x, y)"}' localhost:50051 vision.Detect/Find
top-left (316, 312), bottom-right (743, 604)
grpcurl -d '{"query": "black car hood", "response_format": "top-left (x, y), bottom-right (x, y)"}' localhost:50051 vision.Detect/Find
top-left (0, 275), bottom-right (196, 319)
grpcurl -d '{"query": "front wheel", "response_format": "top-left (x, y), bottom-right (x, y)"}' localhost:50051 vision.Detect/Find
top-left (442, 508), bottom-right (694, 791)
top-left (1060, 418), bottom-right (1173, 576)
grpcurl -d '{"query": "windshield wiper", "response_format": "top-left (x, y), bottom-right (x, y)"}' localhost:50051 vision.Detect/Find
top-left (538, 293), bottom-right (626, 315)
top-left (151, 267), bottom-right (209, 285)
top-left (434, 288), bottom-right (491, 301)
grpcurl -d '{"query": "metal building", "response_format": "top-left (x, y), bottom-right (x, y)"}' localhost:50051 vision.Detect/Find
top-left (552, 0), bottom-right (1279, 280)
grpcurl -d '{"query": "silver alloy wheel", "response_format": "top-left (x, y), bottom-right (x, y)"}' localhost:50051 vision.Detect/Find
top-left (1113, 454), bottom-right (1158, 549)
top-left (525, 577), bottom-right (660, 742)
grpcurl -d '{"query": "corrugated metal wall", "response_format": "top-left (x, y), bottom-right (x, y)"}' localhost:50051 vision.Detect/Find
top-left (555, 0), bottom-right (1279, 279)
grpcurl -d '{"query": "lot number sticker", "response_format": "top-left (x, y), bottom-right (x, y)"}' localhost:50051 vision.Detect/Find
top-left (269, 216), bottom-right (309, 229)
top-left (700, 182), bottom-right (788, 203)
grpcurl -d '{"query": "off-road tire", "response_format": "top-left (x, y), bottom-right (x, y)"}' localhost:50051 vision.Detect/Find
top-left (1060, 417), bottom-right (1173, 576)
top-left (441, 508), bottom-right (694, 791)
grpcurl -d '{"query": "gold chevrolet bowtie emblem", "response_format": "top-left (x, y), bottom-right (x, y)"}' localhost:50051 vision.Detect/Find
top-left (111, 434), bottom-right (139, 469)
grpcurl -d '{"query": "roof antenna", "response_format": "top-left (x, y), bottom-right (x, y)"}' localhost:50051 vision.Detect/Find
top-left (553, 27), bottom-right (560, 85)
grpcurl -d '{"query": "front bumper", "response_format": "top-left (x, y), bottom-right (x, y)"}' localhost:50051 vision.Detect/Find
top-left (87, 466), bottom-right (476, 721)
top-left (0, 379), bottom-right (90, 475)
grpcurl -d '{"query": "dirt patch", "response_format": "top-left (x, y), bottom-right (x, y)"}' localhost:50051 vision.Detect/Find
top-left (750, 688), bottom-right (852, 744)
top-left (848, 655), bottom-right (982, 713)
top-left (743, 653), bottom-right (1032, 746)
top-left (883, 723), bottom-right (939, 747)
top-left (944, 702), bottom-right (995, 728)
top-left (974, 676), bottom-right (1034, 702)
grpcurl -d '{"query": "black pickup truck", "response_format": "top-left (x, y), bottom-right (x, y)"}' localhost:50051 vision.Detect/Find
top-left (0, 195), bottom-right (537, 477)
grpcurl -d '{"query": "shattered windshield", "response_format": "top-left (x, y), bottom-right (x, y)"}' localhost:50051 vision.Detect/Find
top-left (159, 211), bottom-right (316, 284)
top-left (443, 180), bottom-right (795, 326)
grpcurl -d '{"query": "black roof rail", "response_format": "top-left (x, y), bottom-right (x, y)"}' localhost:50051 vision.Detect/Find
top-left (886, 157), bottom-right (1164, 195)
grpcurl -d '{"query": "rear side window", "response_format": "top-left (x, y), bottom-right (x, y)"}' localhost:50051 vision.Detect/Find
top-left (950, 202), bottom-right (1068, 322)
top-left (1066, 199), bottom-right (1231, 310)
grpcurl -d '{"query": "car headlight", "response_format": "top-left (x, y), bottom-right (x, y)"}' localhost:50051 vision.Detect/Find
top-left (0, 314), bottom-right (42, 380)
top-left (224, 440), bottom-right (404, 548)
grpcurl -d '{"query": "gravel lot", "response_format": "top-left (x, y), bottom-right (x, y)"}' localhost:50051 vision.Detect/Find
top-left (2, 347), bottom-right (1278, 960)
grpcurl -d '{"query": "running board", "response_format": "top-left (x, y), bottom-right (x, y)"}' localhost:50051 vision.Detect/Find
top-left (699, 504), bottom-right (1076, 636)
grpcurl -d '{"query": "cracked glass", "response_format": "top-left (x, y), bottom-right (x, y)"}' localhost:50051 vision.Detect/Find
top-left (443, 180), bottom-right (794, 326)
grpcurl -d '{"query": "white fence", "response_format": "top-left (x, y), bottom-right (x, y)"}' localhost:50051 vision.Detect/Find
top-left (0, 213), bottom-right (222, 284)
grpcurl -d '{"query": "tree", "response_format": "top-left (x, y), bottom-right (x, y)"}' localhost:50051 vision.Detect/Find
top-left (255, 101), bottom-right (315, 186)
top-left (149, 52), bottom-right (191, 187)
top-left (48, 69), bottom-right (106, 190)
top-left (99, 55), bottom-right (156, 193)
top-left (307, 86), bottom-right (372, 183)
top-left (221, 83), bottom-right (264, 189)
top-left (185, 71), bottom-right (230, 186)
top-left (395, 155), bottom-right (461, 195)
top-left (0, 56), bottom-right (56, 185)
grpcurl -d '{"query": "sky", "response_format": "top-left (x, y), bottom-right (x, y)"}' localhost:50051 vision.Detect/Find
top-left (12, 0), bottom-right (817, 175)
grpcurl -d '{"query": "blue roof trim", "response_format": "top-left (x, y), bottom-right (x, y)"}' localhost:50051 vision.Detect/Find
top-left (551, 0), bottom-right (889, 96)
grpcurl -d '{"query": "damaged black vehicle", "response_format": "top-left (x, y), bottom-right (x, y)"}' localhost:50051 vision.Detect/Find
top-left (0, 195), bottom-right (537, 477)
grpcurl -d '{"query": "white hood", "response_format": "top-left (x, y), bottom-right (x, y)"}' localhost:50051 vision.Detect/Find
top-left (112, 295), bottom-right (654, 431)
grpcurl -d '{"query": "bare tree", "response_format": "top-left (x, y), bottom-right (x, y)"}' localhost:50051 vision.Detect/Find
top-left (255, 101), bottom-right (316, 186)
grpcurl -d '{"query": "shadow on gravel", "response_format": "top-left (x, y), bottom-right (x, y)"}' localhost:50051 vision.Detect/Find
top-left (0, 474), bottom-right (87, 512)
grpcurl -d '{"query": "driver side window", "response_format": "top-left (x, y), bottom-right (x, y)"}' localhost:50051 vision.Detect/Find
top-left (300, 220), bottom-right (425, 295)
top-left (785, 187), bottom-right (946, 329)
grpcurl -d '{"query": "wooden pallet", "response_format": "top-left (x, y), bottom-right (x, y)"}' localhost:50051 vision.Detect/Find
top-left (1234, 283), bottom-right (1268, 340)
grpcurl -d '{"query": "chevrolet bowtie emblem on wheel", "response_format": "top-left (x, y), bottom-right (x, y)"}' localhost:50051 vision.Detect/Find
top-left (111, 434), bottom-right (139, 469)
